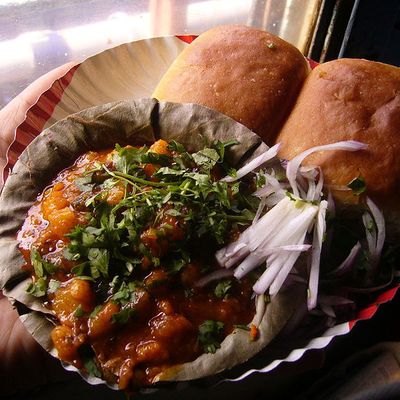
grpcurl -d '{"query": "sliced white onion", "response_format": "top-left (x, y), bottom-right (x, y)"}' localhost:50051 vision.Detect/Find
top-left (253, 196), bottom-right (267, 225)
top-left (217, 196), bottom-right (295, 267)
top-left (306, 179), bottom-right (316, 202)
top-left (326, 241), bottom-right (362, 278)
top-left (195, 269), bottom-right (234, 288)
top-left (253, 171), bottom-right (287, 198)
top-left (213, 140), bottom-right (376, 304)
top-left (221, 143), bottom-right (280, 182)
top-left (366, 197), bottom-right (385, 261)
top-left (269, 243), bottom-right (308, 295)
top-left (313, 167), bottom-right (324, 202)
top-left (247, 199), bottom-right (315, 252)
top-left (263, 192), bottom-right (287, 208)
top-left (234, 244), bottom-right (311, 280)
top-left (300, 165), bottom-right (319, 180)
top-left (286, 141), bottom-right (368, 198)
top-left (327, 190), bottom-right (335, 216)
top-left (308, 200), bottom-right (328, 310)
top-left (320, 304), bottom-right (336, 318)
top-left (362, 212), bottom-right (377, 256)
top-left (252, 257), bottom-right (285, 295)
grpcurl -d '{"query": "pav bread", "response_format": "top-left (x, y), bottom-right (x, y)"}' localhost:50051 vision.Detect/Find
top-left (152, 25), bottom-right (310, 144)
top-left (276, 59), bottom-right (400, 206)
top-left (275, 58), bottom-right (400, 215)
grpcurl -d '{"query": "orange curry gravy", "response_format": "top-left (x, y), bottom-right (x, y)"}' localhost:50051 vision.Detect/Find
top-left (17, 140), bottom-right (256, 390)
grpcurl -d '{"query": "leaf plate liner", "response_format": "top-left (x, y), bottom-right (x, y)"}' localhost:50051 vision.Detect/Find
top-left (0, 98), bottom-right (306, 388)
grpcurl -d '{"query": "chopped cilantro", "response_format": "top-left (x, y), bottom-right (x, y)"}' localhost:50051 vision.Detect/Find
top-left (167, 140), bottom-right (186, 153)
top-left (184, 288), bottom-right (195, 298)
top-left (213, 139), bottom-right (239, 161)
top-left (89, 305), bottom-right (103, 318)
top-left (31, 249), bottom-right (58, 277)
top-left (61, 141), bottom-right (259, 282)
top-left (26, 277), bottom-right (47, 297)
top-left (198, 320), bottom-right (225, 354)
top-left (47, 279), bottom-right (61, 294)
top-left (112, 307), bottom-right (137, 324)
top-left (214, 280), bottom-right (232, 298)
top-left (74, 304), bottom-right (85, 318)
top-left (347, 176), bottom-right (366, 195)
top-left (110, 278), bottom-right (144, 306)
top-left (88, 248), bottom-right (109, 279)
top-left (192, 148), bottom-right (220, 170)
top-left (78, 345), bottom-right (102, 378)
top-left (141, 152), bottom-right (171, 166)
top-left (74, 174), bottom-right (94, 192)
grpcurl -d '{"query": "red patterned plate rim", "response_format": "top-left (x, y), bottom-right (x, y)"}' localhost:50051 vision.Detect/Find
top-left (2, 34), bottom-right (399, 361)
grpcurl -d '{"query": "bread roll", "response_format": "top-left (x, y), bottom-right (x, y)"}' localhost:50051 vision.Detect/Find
top-left (275, 58), bottom-right (400, 239)
top-left (153, 25), bottom-right (310, 145)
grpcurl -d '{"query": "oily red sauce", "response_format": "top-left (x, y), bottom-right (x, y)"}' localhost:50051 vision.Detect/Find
top-left (18, 140), bottom-right (256, 390)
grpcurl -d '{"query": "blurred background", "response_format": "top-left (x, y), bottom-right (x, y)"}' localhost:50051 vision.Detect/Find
top-left (1, 0), bottom-right (400, 109)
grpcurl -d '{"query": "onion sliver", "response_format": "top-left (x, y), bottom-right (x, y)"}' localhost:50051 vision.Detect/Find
top-left (308, 200), bottom-right (328, 310)
top-left (366, 197), bottom-right (385, 263)
top-left (195, 269), bottom-right (234, 288)
top-left (286, 141), bottom-right (368, 198)
top-left (326, 241), bottom-right (362, 278)
top-left (221, 143), bottom-right (280, 182)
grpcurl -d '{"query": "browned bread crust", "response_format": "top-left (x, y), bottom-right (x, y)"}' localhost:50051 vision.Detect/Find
top-left (275, 58), bottom-right (400, 209)
top-left (152, 25), bottom-right (309, 145)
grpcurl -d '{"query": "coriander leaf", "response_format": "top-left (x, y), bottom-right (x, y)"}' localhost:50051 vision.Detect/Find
top-left (78, 346), bottom-right (102, 378)
top-left (227, 168), bottom-right (237, 178)
top-left (31, 249), bottom-right (58, 277)
top-left (198, 320), bottom-right (224, 354)
top-left (74, 174), bottom-right (94, 192)
top-left (154, 167), bottom-right (186, 178)
top-left (166, 257), bottom-right (187, 275)
top-left (111, 281), bottom-right (131, 304)
top-left (113, 144), bottom-right (145, 174)
top-left (75, 276), bottom-right (95, 282)
top-left (256, 173), bottom-right (266, 188)
top-left (88, 248), bottom-right (109, 279)
top-left (26, 278), bottom-right (47, 297)
top-left (165, 209), bottom-right (182, 217)
top-left (89, 305), bottom-right (103, 318)
top-left (192, 148), bottom-right (220, 170)
top-left (84, 357), bottom-right (102, 378)
top-left (183, 172), bottom-right (210, 187)
top-left (74, 304), bottom-right (85, 318)
top-left (48, 279), bottom-right (61, 294)
top-left (347, 176), bottom-right (367, 195)
top-left (141, 152), bottom-right (170, 166)
top-left (112, 307), bottom-right (137, 324)
top-left (213, 140), bottom-right (239, 161)
top-left (167, 140), bottom-right (186, 153)
top-left (71, 262), bottom-right (88, 276)
top-left (31, 249), bottom-right (44, 278)
top-left (214, 280), bottom-right (232, 298)
top-left (185, 288), bottom-right (195, 298)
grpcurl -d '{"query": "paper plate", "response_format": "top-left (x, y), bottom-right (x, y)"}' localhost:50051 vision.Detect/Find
top-left (2, 34), bottom-right (399, 389)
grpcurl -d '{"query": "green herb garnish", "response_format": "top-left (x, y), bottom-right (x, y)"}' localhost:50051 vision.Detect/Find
top-left (26, 277), bottom-right (47, 297)
top-left (347, 176), bottom-right (367, 195)
top-left (74, 304), bottom-right (85, 318)
top-left (214, 280), bottom-right (232, 298)
top-left (112, 307), bottom-right (137, 325)
top-left (198, 320), bottom-right (225, 354)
